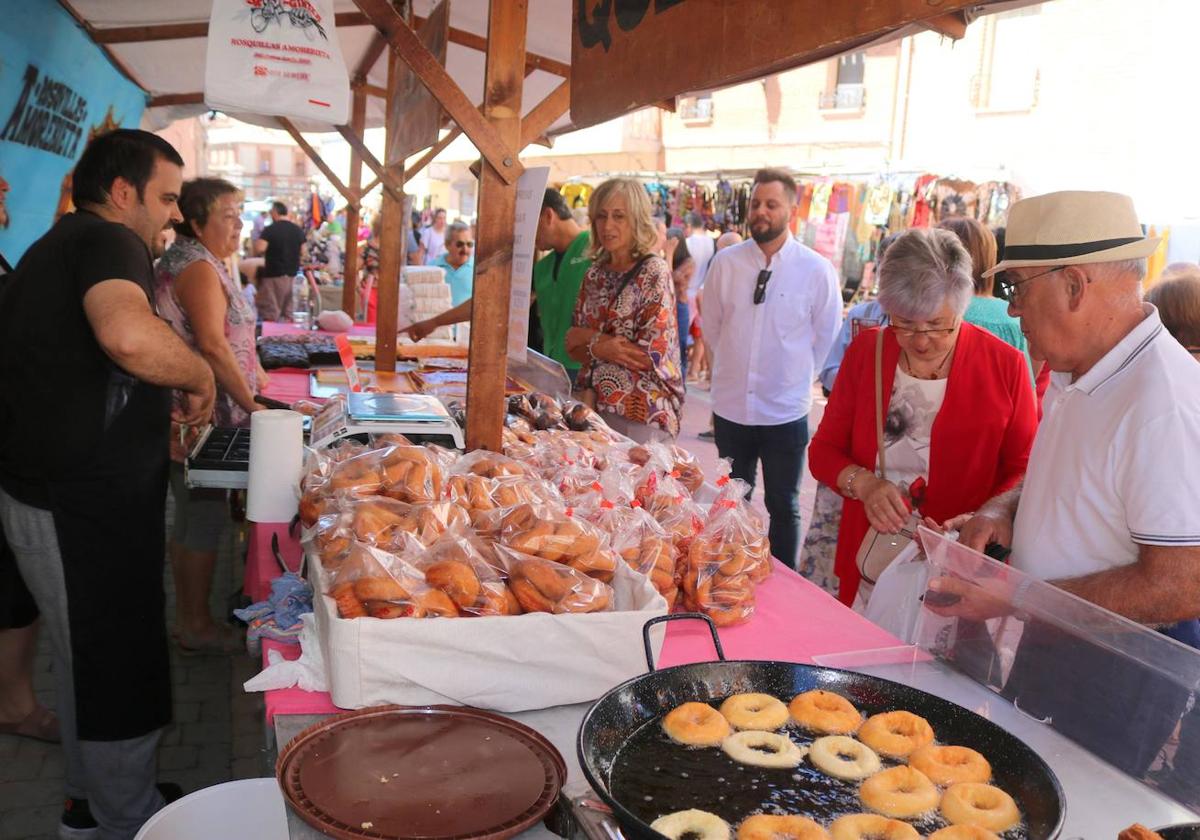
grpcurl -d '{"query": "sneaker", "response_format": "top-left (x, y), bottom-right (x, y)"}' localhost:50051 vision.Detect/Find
top-left (58, 783), bottom-right (185, 839)
top-left (698, 429), bottom-right (715, 440)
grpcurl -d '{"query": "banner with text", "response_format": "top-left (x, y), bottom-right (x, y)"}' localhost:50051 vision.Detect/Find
top-left (508, 166), bottom-right (551, 363)
top-left (205, 0), bottom-right (350, 126)
top-left (0, 1), bottom-right (146, 263)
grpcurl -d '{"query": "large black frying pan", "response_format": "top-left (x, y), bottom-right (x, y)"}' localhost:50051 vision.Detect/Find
top-left (578, 614), bottom-right (1066, 840)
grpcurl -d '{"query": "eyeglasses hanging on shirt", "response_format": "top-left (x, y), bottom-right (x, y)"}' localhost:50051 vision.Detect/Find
top-left (753, 269), bottom-right (772, 304)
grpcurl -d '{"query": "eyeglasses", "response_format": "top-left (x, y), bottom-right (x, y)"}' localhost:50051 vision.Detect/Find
top-left (891, 320), bottom-right (959, 339)
top-left (753, 269), bottom-right (772, 304)
top-left (997, 266), bottom-right (1064, 303)
top-left (454, 241), bottom-right (474, 248)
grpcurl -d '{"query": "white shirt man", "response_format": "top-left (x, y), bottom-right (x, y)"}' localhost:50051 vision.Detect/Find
top-left (421, 208), bottom-right (448, 265)
top-left (684, 212), bottom-right (715, 302)
top-left (703, 170), bottom-right (842, 569)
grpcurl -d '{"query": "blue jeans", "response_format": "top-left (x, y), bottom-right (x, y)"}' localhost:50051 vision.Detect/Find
top-left (676, 301), bottom-right (690, 381)
top-left (713, 414), bottom-right (808, 569)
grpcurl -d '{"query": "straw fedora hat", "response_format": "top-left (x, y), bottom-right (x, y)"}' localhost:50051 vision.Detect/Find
top-left (983, 190), bottom-right (1159, 277)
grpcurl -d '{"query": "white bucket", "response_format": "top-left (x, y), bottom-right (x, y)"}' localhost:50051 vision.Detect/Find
top-left (134, 778), bottom-right (289, 840)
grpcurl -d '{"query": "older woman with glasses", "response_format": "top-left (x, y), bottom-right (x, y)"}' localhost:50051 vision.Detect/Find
top-left (809, 227), bottom-right (1038, 607)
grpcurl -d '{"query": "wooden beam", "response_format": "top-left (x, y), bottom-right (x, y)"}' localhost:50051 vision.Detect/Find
top-left (920, 12), bottom-right (969, 40)
top-left (276, 118), bottom-right (358, 208)
top-left (91, 11), bottom-right (374, 44)
top-left (354, 0), bottom-right (522, 184)
top-left (519, 80), bottom-right (569, 150)
top-left (342, 90), bottom-right (367, 319)
top-left (413, 15), bottom-right (570, 78)
top-left (148, 92), bottom-right (206, 108)
top-left (375, 40), bottom-right (407, 374)
top-left (403, 126), bottom-right (462, 180)
top-left (335, 124), bottom-right (404, 203)
top-left (352, 81), bottom-right (389, 99)
top-left (355, 32), bottom-right (390, 82)
top-left (465, 0), bottom-right (527, 451)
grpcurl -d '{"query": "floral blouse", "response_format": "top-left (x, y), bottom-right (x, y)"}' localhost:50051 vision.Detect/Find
top-left (156, 236), bottom-right (258, 462)
top-left (573, 255), bottom-right (684, 436)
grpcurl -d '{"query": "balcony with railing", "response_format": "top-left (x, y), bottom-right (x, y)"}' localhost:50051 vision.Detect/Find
top-left (819, 83), bottom-right (866, 111)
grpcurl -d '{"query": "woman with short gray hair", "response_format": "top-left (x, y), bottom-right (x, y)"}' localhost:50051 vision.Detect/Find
top-left (809, 227), bottom-right (1038, 608)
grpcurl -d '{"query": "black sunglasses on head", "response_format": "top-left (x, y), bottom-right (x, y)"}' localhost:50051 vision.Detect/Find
top-left (753, 269), bottom-right (773, 304)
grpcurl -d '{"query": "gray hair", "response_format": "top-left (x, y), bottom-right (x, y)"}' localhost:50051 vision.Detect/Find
top-left (1085, 257), bottom-right (1147, 284)
top-left (685, 212), bottom-right (703, 229)
top-left (446, 220), bottom-right (471, 240)
top-left (877, 228), bottom-right (974, 321)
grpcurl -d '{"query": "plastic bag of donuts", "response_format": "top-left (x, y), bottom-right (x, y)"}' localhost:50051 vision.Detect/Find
top-left (492, 544), bottom-right (614, 614)
top-left (654, 496), bottom-right (707, 561)
top-left (298, 440), bottom-right (367, 526)
top-left (407, 526), bottom-right (523, 617)
top-left (550, 463), bottom-right (605, 505)
top-left (326, 541), bottom-right (461, 619)
top-left (495, 504), bottom-right (619, 582)
top-left (634, 465), bottom-right (693, 518)
top-left (707, 494), bottom-right (772, 583)
top-left (680, 503), bottom-right (769, 627)
top-left (623, 442), bottom-right (704, 495)
top-left (449, 449), bottom-right (533, 479)
top-left (594, 506), bottom-right (679, 607)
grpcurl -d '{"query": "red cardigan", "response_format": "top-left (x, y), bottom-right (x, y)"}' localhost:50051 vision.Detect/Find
top-left (809, 323), bottom-right (1037, 605)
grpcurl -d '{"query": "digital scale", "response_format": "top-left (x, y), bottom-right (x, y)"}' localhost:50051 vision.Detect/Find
top-left (309, 392), bottom-right (464, 450)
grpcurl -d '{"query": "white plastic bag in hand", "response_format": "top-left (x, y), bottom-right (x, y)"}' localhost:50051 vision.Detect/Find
top-left (863, 540), bottom-right (928, 643)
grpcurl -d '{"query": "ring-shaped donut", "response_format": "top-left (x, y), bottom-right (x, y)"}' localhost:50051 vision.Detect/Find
top-left (928, 826), bottom-right (1001, 840)
top-left (808, 735), bottom-right (882, 781)
top-left (858, 765), bottom-right (940, 819)
top-left (940, 783), bottom-right (1021, 833)
top-left (857, 711), bottom-right (935, 758)
top-left (908, 745), bottom-right (992, 786)
top-left (651, 809), bottom-right (731, 840)
top-left (720, 693), bottom-right (790, 731)
top-left (788, 690), bottom-right (863, 735)
top-left (829, 814), bottom-right (920, 840)
top-left (736, 814), bottom-right (830, 840)
top-left (721, 731), bottom-right (806, 769)
top-left (662, 702), bottom-right (732, 747)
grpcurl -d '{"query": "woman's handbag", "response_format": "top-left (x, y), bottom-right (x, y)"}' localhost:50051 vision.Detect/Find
top-left (574, 256), bottom-right (652, 409)
top-left (854, 330), bottom-right (919, 586)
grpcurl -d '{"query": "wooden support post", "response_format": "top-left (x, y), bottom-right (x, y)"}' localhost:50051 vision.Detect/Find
top-left (276, 118), bottom-right (359, 208)
top-left (374, 24), bottom-right (407, 373)
top-left (341, 90), bottom-right (367, 319)
top-left (465, 0), bottom-right (527, 451)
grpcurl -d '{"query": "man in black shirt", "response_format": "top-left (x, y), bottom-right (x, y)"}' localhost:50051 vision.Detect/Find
top-left (0, 129), bottom-right (215, 839)
top-left (254, 200), bottom-right (306, 321)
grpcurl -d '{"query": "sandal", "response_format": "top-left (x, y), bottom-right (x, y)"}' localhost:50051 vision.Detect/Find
top-left (176, 624), bottom-right (244, 656)
top-left (0, 704), bottom-right (60, 743)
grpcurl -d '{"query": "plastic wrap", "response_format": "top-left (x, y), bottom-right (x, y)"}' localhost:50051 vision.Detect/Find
top-left (327, 541), bottom-right (459, 620)
top-left (594, 505), bottom-right (678, 607)
top-left (494, 503), bottom-right (618, 582)
top-left (681, 499), bottom-right (773, 626)
top-left (410, 527), bottom-right (521, 617)
top-left (493, 544), bottom-right (614, 614)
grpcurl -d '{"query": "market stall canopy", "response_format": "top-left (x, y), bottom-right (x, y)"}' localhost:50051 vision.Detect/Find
top-left (64, 0), bottom-right (573, 134)
top-left (64, 0), bottom-right (1039, 137)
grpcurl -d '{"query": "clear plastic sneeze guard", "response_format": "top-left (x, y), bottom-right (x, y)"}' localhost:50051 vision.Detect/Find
top-left (818, 527), bottom-right (1200, 835)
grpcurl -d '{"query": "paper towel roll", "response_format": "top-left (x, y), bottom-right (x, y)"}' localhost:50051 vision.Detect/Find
top-left (246, 409), bottom-right (304, 523)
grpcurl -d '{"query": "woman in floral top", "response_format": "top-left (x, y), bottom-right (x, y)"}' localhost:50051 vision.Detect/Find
top-left (156, 178), bottom-right (266, 653)
top-left (566, 178), bottom-right (684, 441)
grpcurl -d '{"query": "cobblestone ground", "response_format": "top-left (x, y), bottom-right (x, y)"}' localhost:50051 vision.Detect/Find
top-left (0, 384), bottom-right (822, 839)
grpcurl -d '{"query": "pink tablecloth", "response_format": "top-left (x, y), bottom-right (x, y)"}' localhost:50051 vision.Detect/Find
top-left (250, 526), bottom-right (900, 724)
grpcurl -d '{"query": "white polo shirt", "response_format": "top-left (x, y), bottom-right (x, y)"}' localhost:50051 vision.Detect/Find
top-left (704, 237), bottom-right (842, 426)
top-left (1011, 305), bottom-right (1200, 580)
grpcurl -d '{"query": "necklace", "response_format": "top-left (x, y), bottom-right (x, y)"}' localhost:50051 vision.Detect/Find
top-left (902, 346), bottom-right (955, 380)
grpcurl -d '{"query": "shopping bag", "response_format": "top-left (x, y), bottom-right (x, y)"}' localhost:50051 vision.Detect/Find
top-left (205, 0), bottom-right (350, 125)
top-left (862, 540), bottom-right (927, 643)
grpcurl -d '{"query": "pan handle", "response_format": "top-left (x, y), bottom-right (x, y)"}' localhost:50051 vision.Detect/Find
top-left (643, 613), bottom-right (725, 672)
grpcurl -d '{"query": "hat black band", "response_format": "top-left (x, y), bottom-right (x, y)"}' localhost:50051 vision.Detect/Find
top-left (1002, 236), bottom-right (1144, 261)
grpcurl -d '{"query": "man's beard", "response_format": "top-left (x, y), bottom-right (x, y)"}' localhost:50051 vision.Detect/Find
top-left (750, 219), bottom-right (786, 244)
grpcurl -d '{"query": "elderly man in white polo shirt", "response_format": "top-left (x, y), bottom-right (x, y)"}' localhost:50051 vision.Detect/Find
top-left (936, 191), bottom-right (1200, 783)
top-left (703, 169), bottom-right (842, 570)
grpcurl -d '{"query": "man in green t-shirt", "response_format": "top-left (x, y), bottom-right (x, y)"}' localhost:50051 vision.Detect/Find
top-left (403, 189), bottom-right (591, 373)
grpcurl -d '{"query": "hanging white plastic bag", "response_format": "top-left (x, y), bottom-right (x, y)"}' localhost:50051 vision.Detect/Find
top-left (205, 0), bottom-right (350, 125)
top-left (862, 540), bottom-right (927, 643)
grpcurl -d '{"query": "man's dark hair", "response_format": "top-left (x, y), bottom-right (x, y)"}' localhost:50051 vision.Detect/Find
top-left (542, 188), bottom-right (572, 221)
top-left (174, 178), bottom-right (241, 238)
top-left (71, 128), bottom-right (184, 207)
top-left (685, 212), bottom-right (703, 229)
top-left (272, 201), bottom-right (289, 216)
top-left (752, 168), bottom-right (797, 202)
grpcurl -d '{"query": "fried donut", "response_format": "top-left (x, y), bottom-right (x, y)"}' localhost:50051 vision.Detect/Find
top-left (858, 711), bottom-right (935, 758)
top-left (566, 548), bottom-right (617, 582)
top-left (509, 578), bottom-right (555, 613)
top-left (736, 815), bottom-right (829, 840)
top-left (940, 783), bottom-right (1020, 833)
top-left (556, 576), bottom-right (613, 613)
top-left (365, 601), bottom-right (416, 619)
top-left (475, 584), bottom-right (523, 616)
top-left (859, 766), bottom-right (940, 819)
top-left (661, 702), bottom-right (731, 747)
top-left (414, 589), bottom-right (460, 618)
top-left (424, 560), bottom-right (482, 609)
top-left (719, 693), bottom-right (790, 731)
top-left (828, 814), bottom-right (920, 840)
top-left (788, 690), bottom-right (863, 735)
top-left (908, 745), bottom-right (992, 786)
top-left (808, 735), bottom-right (882, 781)
top-left (331, 582), bottom-right (367, 619)
top-left (928, 827), bottom-right (1000, 840)
top-left (352, 577), bottom-right (409, 603)
top-left (721, 731), bottom-right (806, 769)
top-left (651, 810), bottom-right (730, 840)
